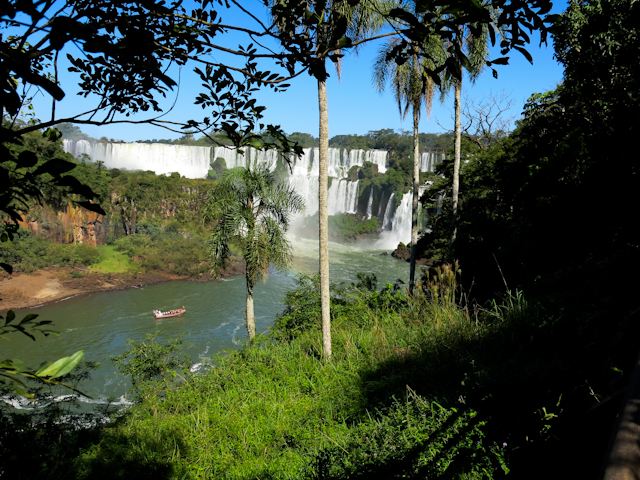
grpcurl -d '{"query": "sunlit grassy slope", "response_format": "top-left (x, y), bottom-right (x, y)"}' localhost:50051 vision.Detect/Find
top-left (90, 245), bottom-right (134, 273)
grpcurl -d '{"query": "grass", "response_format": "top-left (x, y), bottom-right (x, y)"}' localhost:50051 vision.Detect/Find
top-left (90, 245), bottom-right (135, 274)
top-left (1, 268), bottom-right (632, 479)
top-left (74, 316), bottom-right (503, 479)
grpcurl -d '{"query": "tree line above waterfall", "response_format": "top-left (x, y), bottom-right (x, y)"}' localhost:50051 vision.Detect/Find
top-left (106, 128), bottom-right (454, 161)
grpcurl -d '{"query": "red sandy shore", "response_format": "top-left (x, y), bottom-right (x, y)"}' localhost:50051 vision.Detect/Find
top-left (0, 264), bottom-right (245, 312)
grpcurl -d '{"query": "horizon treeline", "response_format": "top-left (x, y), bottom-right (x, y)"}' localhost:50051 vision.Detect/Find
top-left (59, 124), bottom-right (453, 157)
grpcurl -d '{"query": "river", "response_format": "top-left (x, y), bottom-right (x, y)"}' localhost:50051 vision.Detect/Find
top-left (1, 239), bottom-right (409, 409)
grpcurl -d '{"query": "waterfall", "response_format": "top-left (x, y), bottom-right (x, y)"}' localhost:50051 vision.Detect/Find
top-left (212, 146), bottom-right (279, 171)
top-left (328, 179), bottom-right (359, 216)
top-left (339, 149), bottom-right (388, 174)
top-left (420, 152), bottom-right (443, 172)
top-left (365, 188), bottom-right (374, 220)
top-left (62, 139), bottom-right (442, 241)
top-left (367, 150), bottom-right (388, 174)
top-left (391, 192), bottom-right (412, 241)
top-left (381, 194), bottom-right (395, 230)
top-left (63, 139), bottom-right (211, 178)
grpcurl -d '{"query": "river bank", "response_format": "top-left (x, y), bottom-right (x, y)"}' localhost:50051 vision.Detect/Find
top-left (0, 262), bottom-right (246, 313)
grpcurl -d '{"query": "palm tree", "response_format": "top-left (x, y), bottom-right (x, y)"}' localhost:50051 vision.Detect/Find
top-left (204, 165), bottom-right (305, 343)
top-left (271, 0), bottom-right (391, 358)
top-left (440, 25), bottom-right (489, 244)
top-left (373, 33), bottom-right (444, 294)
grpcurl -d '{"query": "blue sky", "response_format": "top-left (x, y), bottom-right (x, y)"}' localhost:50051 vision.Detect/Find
top-left (29, 1), bottom-right (568, 142)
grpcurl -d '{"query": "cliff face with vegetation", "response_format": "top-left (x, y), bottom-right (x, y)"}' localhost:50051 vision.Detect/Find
top-left (19, 203), bottom-right (105, 246)
top-left (16, 162), bottom-right (215, 247)
top-left (1, 134), bottom-right (222, 276)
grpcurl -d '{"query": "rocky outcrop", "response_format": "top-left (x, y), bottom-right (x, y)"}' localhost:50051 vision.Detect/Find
top-left (16, 177), bottom-right (210, 245)
top-left (391, 242), bottom-right (435, 266)
top-left (391, 242), bottom-right (411, 261)
top-left (19, 203), bottom-right (106, 246)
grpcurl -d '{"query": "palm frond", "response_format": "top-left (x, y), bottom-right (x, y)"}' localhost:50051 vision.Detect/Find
top-left (372, 29), bottom-right (442, 123)
top-left (204, 164), bottom-right (304, 283)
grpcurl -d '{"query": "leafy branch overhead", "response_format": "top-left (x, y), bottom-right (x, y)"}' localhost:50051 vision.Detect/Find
top-left (385, 0), bottom-right (557, 83)
top-left (1, 0), bottom-right (311, 156)
top-left (2, 0), bottom-right (554, 147)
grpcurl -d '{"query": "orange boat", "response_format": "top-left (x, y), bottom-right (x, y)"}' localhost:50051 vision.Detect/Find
top-left (153, 307), bottom-right (186, 319)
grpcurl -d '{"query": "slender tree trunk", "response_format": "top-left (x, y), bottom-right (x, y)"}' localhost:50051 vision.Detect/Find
top-left (451, 78), bottom-right (462, 244)
top-left (246, 273), bottom-right (256, 343)
top-left (318, 77), bottom-right (332, 359)
top-left (409, 54), bottom-right (420, 295)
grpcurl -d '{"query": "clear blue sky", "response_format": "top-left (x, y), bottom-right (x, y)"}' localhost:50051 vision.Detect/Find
top-left (30, 1), bottom-right (568, 142)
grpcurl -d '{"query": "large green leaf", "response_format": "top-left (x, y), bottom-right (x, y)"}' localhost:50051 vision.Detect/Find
top-left (35, 350), bottom-right (84, 379)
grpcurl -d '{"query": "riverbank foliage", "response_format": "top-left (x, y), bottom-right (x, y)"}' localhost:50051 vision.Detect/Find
top-left (0, 228), bottom-right (102, 273)
top-left (0, 227), bottom-right (214, 277)
top-left (0, 132), bottom-right (220, 276)
top-left (0, 273), bottom-right (505, 479)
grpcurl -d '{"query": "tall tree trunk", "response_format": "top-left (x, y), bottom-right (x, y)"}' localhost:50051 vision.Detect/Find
top-left (318, 77), bottom-right (332, 359)
top-left (409, 54), bottom-right (420, 295)
top-left (246, 273), bottom-right (256, 343)
top-left (451, 78), bottom-right (462, 245)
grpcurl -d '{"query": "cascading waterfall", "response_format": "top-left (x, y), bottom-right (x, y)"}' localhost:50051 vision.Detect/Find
top-left (391, 192), bottom-right (412, 241)
top-left (63, 139), bottom-right (442, 242)
top-left (382, 194), bottom-right (395, 230)
top-left (62, 139), bottom-right (211, 179)
top-left (212, 146), bottom-right (279, 171)
top-left (420, 151), bottom-right (443, 172)
top-left (375, 192), bottom-right (414, 250)
top-left (328, 179), bottom-right (359, 216)
top-left (365, 188), bottom-right (374, 220)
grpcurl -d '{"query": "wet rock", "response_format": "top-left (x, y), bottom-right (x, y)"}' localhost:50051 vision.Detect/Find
top-left (391, 243), bottom-right (411, 261)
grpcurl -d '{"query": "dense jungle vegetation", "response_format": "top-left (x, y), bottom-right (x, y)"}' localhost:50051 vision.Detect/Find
top-left (2, 0), bottom-right (639, 478)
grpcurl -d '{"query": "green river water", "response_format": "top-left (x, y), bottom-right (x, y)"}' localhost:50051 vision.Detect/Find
top-left (1, 239), bottom-right (409, 408)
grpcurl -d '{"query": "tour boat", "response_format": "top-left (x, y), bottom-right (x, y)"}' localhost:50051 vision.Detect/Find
top-left (153, 307), bottom-right (186, 319)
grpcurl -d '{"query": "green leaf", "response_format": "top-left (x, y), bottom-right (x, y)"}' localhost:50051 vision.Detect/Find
top-left (35, 350), bottom-right (84, 379)
top-left (0, 360), bottom-right (17, 370)
top-left (42, 128), bottom-right (63, 142)
top-left (489, 57), bottom-right (510, 66)
top-left (19, 314), bottom-right (39, 325)
top-left (5, 310), bottom-right (16, 325)
top-left (248, 138), bottom-right (263, 149)
top-left (336, 37), bottom-right (352, 48)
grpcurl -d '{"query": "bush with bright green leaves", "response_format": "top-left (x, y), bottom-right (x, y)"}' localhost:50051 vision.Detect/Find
top-left (0, 228), bottom-right (102, 272)
top-left (329, 213), bottom-right (381, 242)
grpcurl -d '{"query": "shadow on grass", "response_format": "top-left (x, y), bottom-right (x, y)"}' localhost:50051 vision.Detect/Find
top-left (0, 409), bottom-right (187, 480)
top-left (312, 412), bottom-right (492, 480)
top-left (307, 294), bottom-right (639, 479)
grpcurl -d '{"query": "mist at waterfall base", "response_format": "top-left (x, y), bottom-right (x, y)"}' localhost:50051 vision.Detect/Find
top-left (63, 139), bottom-right (443, 249)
